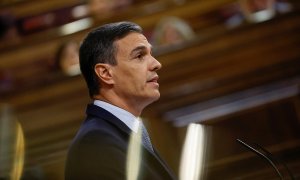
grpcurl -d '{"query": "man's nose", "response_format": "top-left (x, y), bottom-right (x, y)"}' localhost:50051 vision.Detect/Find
top-left (152, 57), bottom-right (162, 71)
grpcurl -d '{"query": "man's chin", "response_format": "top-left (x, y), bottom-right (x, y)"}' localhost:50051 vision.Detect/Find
top-left (151, 92), bottom-right (161, 103)
top-left (144, 92), bottom-right (160, 104)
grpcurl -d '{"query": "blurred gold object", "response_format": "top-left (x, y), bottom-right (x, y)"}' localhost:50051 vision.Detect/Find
top-left (0, 104), bottom-right (25, 180)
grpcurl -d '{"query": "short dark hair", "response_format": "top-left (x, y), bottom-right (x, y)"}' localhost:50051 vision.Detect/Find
top-left (79, 21), bottom-right (142, 98)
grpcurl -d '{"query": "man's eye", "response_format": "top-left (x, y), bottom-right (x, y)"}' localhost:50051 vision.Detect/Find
top-left (136, 54), bottom-right (144, 59)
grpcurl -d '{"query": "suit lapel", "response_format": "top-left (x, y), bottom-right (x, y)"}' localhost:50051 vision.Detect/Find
top-left (86, 104), bottom-right (131, 135)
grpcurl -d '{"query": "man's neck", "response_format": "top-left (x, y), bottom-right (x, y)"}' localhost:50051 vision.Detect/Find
top-left (93, 93), bottom-right (143, 117)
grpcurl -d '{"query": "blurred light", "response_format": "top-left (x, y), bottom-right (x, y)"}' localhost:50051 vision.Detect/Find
top-left (165, 78), bottom-right (300, 126)
top-left (11, 122), bottom-right (25, 180)
top-left (72, 5), bottom-right (89, 18)
top-left (126, 122), bottom-right (142, 180)
top-left (246, 9), bottom-right (275, 22)
top-left (0, 104), bottom-right (25, 180)
top-left (179, 123), bottom-right (206, 180)
top-left (239, 0), bottom-right (276, 23)
top-left (59, 18), bottom-right (93, 36)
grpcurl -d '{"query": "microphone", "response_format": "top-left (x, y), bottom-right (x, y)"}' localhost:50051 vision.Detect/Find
top-left (236, 139), bottom-right (295, 180)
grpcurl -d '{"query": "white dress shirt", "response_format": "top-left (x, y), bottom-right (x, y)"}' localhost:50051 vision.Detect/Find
top-left (93, 100), bottom-right (140, 133)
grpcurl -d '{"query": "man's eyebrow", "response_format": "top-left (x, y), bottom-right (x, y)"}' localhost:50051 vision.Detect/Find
top-left (130, 45), bottom-right (152, 56)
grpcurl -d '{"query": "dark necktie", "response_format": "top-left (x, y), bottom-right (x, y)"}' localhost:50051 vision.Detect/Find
top-left (141, 123), bottom-right (154, 154)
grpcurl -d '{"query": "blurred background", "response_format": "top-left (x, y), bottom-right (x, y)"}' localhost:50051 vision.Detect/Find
top-left (1, 0), bottom-right (300, 179)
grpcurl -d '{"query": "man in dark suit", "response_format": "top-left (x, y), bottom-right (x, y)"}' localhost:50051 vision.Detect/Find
top-left (65, 21), bottom-right (176, 179)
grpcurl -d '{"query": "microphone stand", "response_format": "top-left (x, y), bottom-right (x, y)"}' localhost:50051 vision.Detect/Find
top-left (236, 139), bottom-right (295, 180)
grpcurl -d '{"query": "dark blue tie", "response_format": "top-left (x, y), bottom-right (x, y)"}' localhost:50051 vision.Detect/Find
top-left (141, 123), bottom-right (154, 154)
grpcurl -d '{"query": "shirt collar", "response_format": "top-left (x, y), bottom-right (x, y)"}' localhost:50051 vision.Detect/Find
top-left (93, 100), bottom-right (140, 133)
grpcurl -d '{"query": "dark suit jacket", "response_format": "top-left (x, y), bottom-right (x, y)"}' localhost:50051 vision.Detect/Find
top-left (65, 104), bottom-right (176, 180)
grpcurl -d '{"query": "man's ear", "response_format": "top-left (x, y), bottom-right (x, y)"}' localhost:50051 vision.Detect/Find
top-left (94, 63), bottom-right (114, 85)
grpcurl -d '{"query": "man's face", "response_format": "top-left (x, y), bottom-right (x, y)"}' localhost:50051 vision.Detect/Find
top-left (111, 32), bottom-right (162, 109)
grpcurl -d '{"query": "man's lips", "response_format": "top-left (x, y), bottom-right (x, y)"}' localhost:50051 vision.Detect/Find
top-left (147, 75), bottom-right (159, 83)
